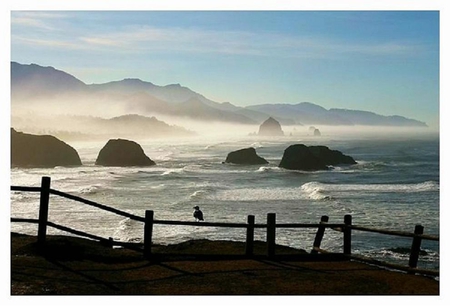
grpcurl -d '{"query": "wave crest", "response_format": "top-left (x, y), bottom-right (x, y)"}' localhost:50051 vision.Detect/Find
top-left (300, 180), bottom-right (439, 194)
top-left (78, 185), bottom-right (100, 194)
top-left (190, 190), bottom-right (208, 199)
top-left (300, 182), bottom-right (331, 200)
top-left (255, 166), bottom-right (283, 173)
top-left (161, 168), bottom-right (185, 176)
top-left (113, 217), bottom-right (141, 242)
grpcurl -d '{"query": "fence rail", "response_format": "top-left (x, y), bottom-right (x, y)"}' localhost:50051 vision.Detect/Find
top-left (11, 176), bottom-right (439, 277)
top-left (349, 224), bottom-right (439, 241)
top-left (11, 186), bottom-right (41, 192)
top-left (50, 189), bottom-right (146, 222)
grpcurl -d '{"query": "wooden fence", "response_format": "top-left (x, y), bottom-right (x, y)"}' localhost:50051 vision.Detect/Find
top-left (11, 176), bottom-right (439, 277)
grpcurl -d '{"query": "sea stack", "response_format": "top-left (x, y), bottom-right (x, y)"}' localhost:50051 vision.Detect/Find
top-left (225, 147), bottom-right (269, 165)
top-left (11, 128), bottom-right (82, 167)
top-left (95, 139), bottom-right (156, 166)
top-left (279, 144), bottom-right (356, 171)
top-left (258, 117), bottom-right (284, 136)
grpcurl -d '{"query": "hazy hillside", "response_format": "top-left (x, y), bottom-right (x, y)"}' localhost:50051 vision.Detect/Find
top-left (174, 98), bottom-right (257, 124)
top-left (11, 62), bottom-right (428, 127)
top-left (247, 103), bottom-right (426, 127)
top-left (246, 103), bottom-right (351, 125)
top-left (328, 109), bottom-right (427, 127)
top-left (11, 113), bottom-right (195, 141)
top-left (89, 79), bottom-right (207, 105)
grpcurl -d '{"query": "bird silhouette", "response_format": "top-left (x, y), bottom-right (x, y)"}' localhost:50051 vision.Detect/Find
top-left (193, 206), bottom-right (204, 221)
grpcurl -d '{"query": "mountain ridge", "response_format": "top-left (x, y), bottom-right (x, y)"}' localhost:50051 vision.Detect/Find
top-left (11, 62), bottom-right (427, 127)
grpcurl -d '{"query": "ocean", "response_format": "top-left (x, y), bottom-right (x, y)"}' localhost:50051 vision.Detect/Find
top-left (10, 130), bottom-right (440, 271)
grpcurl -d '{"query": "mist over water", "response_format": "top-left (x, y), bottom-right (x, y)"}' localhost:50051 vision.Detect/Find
top-left (11, 104), bottom-right (437, 141)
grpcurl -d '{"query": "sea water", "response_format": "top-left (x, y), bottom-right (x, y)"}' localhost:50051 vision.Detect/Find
top-left (10, 132), bottom-right (440, 270)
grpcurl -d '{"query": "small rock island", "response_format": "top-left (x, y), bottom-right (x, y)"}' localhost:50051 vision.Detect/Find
top-left (95, 139), bottom-right (156, 166)
top-left (279, 144), bottom-right (356, 171)
top-left (258, 117), bottom-right (284, 136)
top-left (11, 128), bottom-right (82, 168)
top-left (225, 147), bottom-right (268, 165)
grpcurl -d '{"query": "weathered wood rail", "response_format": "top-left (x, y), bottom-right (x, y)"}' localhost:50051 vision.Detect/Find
top-left (11, 176), bottom-right (439, 276)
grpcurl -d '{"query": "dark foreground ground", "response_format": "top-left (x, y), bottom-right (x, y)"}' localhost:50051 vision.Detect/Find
top-left (11, 233), bottom-right (439, 295)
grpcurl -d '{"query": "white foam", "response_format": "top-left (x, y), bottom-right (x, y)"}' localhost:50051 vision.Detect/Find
top-left (204, 179), bottom-right (435, 202)
top-left (77, 185), bottom-right (100, 194)
top-left (113, 217), bottom-right (140, 242)
top-left (301, 181), bottom-right (439, 194)
top-left (251, 142), bottom-right (263, 148)
top-left (190, 190), bottom-right (208, 199)
top-left (161, 168), bottom-right (185, 176)
top-left (149, 183), bottom-right (166, 190)
top-left (255, 166), bottom-right (282, 173)
top-left (210, 187), bottom-right (309, 202)
top-left (155, 151), bottom-right (174, 161)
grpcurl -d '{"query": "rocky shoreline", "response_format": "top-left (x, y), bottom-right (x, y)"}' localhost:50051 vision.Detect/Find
top-left (11, 233), bottom-right (438, 295)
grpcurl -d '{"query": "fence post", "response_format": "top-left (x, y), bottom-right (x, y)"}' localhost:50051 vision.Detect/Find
top-left (245, 215), bottom-right (255, 256)
top-left (267, 213), bottom-right (276, 257)
top-left (343, 214), bottom-right (352, 255)
top-left (37, 176), bottom-right (51, 248)
top-left (408, 224), bottom-right (424, 274)
top-left (144, 210), bottom-right (154, 259)
top-left (311, 215), bottom-right (329, 254)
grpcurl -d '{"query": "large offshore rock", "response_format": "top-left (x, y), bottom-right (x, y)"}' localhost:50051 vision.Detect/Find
top-left (225, 147), bottom-right (268, 165)
top-left (308, 146), bottom-right (356, 166)
top-left (95, 139), bottom-right (156, 166)
top-left (11, 128), bottom-right (82, 167)
top-left (279, 144), bottom-right (356, 171)
top-left (258, 117), bottom-right (284, 136)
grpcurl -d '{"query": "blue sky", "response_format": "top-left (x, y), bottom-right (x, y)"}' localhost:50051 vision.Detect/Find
top-left (10, 10), bottom-right (440, 127)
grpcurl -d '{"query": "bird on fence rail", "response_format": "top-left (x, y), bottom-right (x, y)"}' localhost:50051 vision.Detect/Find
top-left (193, 206), bottom-right (204, 222)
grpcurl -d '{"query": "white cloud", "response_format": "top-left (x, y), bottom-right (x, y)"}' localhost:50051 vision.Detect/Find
top-left (332, 41), bottom-right (421, 56)
top-left (77, 26), bottom-right (425, 58)
top-left (79, 37), bottom-right (123, 47)
top-left (12, 35), bottom-right (84, 50)
top-left (11, 15), bottom-right (425, 60)
top-left (76, 26), bottom-right (263, 55)
top-left (11, 16), bottom-right (55, 31)
top-left (11, 11), bottom-right (67, 31)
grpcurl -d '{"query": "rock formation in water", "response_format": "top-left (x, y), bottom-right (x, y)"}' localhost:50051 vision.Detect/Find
top-left (279, 144), bottom-right (356, 171)
top-left (95, 139), bottom-right (156, 166)
top-left (258, 117), bottom-right (284, 136)
top-left (225, 147), bottom-right (268, 165)
top-left (313, 128), bottom-right (321, 136)
top-left (11, 128), bottom-right (82, 167)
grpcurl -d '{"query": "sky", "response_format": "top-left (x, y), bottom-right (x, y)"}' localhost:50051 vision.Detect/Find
top-left (8, 6), bottom-right (441, 128)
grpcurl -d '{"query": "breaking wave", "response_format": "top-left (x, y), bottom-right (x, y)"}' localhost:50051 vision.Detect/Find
top-left (190, 190), bottom-right (208, 199)
top-left (113, 217), bottom-right (141, 242)
top-left (161, 168), bottom-right (185, 176)
top-left (251, 142), bottom-right (264, 148)
top-left (300, 181), bottom-right (439, 194)
top-left (77, 185), bottom-right (101, 195)
top-left (255, 166), bottom-right (283, 173)
top-left (210, 186), bottom-right (329, 202)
